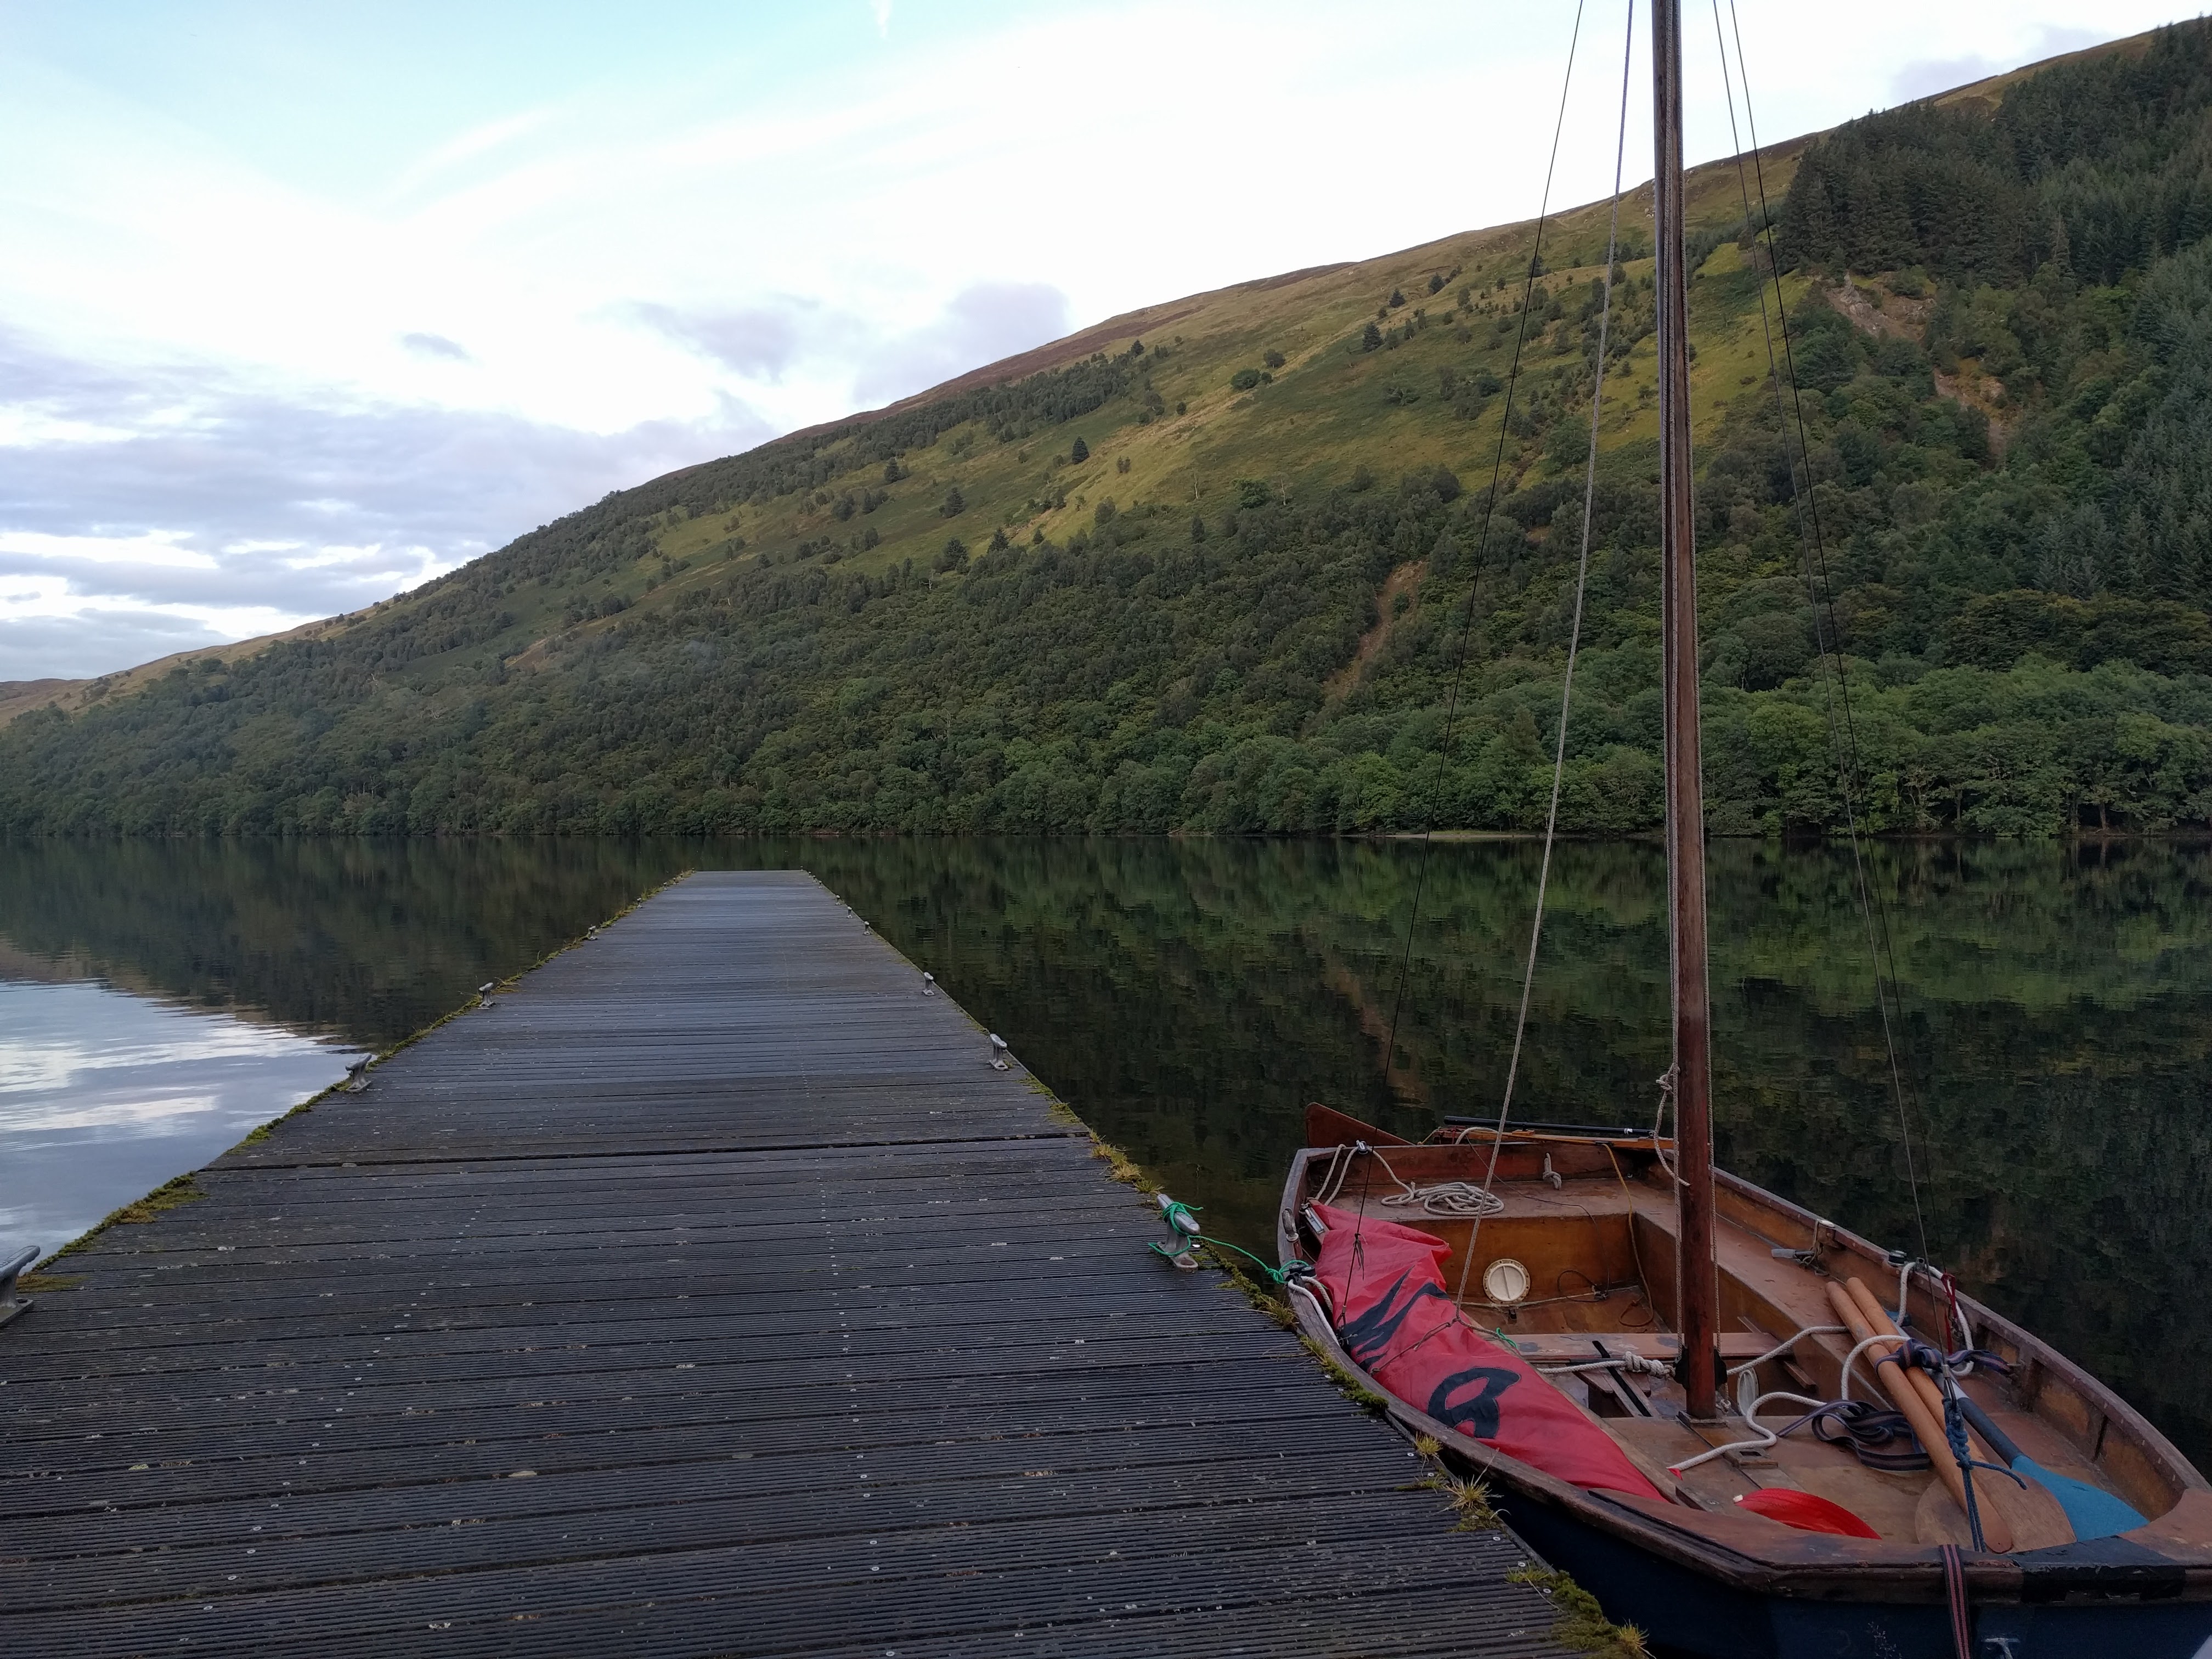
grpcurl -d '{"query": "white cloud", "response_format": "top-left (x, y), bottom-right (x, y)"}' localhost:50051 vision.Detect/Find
top-left (630, 280), bottom-right (1073, 404)
top-left (1891, 25), bottom-right (2109, 103)
top-left (853, 282), bottom-right (1073, 405)
top-left (383, 107), bottom-right (555, 202)
top-left (0, 410), bottom-right (135, 447)
top-left (399, 331), bottom-right (473, 363)
top-left (0, 529), bottom-right (216, 569)
top-left (0, 326), bottom-right (771, 676)
top-left (629, 299), bottom-right (824, 383)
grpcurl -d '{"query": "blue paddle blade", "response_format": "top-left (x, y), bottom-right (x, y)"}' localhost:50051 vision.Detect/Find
top-left (2015, 1455), bottom-right (2147, 1541)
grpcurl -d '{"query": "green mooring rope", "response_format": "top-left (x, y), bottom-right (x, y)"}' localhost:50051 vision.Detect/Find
top-left (1147, 1196), bottom-right (1297, 1284)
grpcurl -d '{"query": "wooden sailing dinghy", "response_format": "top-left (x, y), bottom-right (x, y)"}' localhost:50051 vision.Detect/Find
top-left (1278, 1110), bottom-right (2212, 1656)
top-left (1272, 5), bottom-right (2212, 1654)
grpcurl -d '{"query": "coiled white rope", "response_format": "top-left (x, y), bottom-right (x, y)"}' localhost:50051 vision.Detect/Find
top-left (1370, 1144), bottom-right (1506, 1218)
top-left (1380, 1181), bottom-right (1507, 1219)
top-left (1316, 1140), bottom-right (1508, 1218)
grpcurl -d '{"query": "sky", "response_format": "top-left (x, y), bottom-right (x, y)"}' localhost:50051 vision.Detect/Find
top-left (0, 2), bottom-right (2194, 681)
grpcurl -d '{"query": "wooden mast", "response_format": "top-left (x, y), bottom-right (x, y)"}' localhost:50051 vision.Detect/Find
top-left (1652, 0), bottom-right (1719, 1420)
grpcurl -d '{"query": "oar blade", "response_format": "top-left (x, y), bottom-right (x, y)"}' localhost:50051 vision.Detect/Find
top-left (2013, 1455), bottom-right (2147, 1542)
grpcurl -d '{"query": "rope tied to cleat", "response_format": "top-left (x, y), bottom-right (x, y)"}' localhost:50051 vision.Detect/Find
top-left (1145, 1193), bottom-right (1304, 1285)
top-left (1146, 1194), bottom-right (1204, 1269)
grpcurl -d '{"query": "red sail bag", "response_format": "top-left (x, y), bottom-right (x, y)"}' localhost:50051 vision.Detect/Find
top-left (1310, 1202), bottom-right (1663, 1501)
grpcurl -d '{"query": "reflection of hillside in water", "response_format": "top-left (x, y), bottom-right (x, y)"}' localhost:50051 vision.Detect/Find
top-left (794, 836), bottom-right (2212, 1472)
top-left (0, 835), bottom-right (2205, 1465)
top-left (0, 839), bottom-right (692, 1044)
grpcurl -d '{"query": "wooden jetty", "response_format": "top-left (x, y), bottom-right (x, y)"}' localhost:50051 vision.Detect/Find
top-left (0, 871), bottom-right (1569, 1657)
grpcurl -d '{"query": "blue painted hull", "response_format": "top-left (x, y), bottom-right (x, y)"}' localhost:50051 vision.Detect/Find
top-left (1502, 1492), bottom-right (2212, 1659)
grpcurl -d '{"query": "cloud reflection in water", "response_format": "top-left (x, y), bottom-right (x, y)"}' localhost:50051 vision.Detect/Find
top-left (0, 979), bottom-right (360, 1254)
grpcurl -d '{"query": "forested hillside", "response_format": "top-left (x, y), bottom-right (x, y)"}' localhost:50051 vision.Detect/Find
top-left (10, 22), bottom-right (2212, 836)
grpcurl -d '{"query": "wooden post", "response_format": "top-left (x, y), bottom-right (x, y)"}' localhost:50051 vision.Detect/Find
top-left (1652, 0), bottom-right (1719, 1421)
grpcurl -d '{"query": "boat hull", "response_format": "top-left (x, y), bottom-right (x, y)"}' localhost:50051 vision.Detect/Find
top-left (1278, 1124), bottom-right (2212, 1658)
top-left (1501, 1488), bottom-right (2212, 1658)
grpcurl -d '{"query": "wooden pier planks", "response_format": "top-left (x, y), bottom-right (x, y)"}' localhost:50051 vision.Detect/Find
top-left (0, 870), bottom-right (1567, 1657)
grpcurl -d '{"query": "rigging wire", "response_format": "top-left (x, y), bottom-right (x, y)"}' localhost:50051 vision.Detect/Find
top-left (1355, 0), bottom-right (1595, 1322)
top-left (1373, 0), bottom-right (1589, 1109)
top-left (1711, 0), bottom-right (1931, 1257)
top-left (1454, 0), bottom-right (1638, 1313)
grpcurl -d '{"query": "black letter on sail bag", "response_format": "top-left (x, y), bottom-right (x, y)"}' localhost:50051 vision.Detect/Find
top-left (1427, 1365), bottom-right (1520, 1438)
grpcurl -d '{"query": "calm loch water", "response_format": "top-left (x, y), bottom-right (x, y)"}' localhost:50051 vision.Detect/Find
top-left (0, 834), bottom-right (2205, 1466)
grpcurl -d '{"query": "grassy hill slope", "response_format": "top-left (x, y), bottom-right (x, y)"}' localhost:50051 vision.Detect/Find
top-left (10, 22), bottom-right (2212, 837)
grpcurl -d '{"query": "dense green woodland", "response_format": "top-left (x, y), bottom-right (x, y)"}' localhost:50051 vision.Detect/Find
top-left (13, 24), bottom-right (2212, 835)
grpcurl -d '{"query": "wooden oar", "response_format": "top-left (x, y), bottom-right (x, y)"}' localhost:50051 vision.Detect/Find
top-left (1825, 1279), bottom-right (2015, 1553)
top-left (1955, 1392), bottom-right (2145, 1541)
top-left (1841, 1278), bottom-right (2074, 1550)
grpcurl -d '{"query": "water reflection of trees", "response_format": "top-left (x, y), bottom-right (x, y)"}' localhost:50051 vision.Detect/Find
top-left (0, 839), bottom-right (690, 1043)
top-left (0, 834), bottom-right (2204, 1462)
top-left (798, 836), bottom-right (2212, 1467)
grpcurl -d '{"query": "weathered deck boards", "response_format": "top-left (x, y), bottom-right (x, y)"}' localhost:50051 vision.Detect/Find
top-left (0, 871), bottom-right (1567, 1657)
